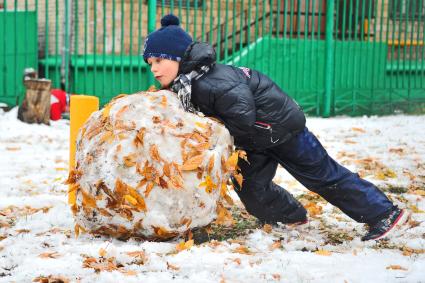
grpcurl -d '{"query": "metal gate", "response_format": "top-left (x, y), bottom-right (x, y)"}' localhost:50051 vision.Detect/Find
top-left (1, 0), bottom-right (424, 116)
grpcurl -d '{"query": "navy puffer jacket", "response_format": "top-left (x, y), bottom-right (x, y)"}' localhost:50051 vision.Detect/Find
top-left (179, 42), bottom-right (306, 150)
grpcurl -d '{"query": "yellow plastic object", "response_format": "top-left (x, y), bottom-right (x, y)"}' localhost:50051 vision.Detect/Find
top-left (69, 95), bottom-right (99, 170)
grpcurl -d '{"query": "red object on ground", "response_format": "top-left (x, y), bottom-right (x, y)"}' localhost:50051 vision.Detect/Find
top-left (50, 89), bottom-right (67, 120)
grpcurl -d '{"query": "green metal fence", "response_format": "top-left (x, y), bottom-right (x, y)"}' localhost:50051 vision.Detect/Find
top-left (0, 0), bottom-right (424, 116)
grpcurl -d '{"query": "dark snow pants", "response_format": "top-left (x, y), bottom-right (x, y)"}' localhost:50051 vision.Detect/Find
top-left (233, 127), bottom-right (395, 224)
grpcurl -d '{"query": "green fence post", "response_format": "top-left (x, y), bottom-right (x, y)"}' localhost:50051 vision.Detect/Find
top-left (64, 0), bottom-right (70, 94)
top-left (323, 0), bottom-right (334, 117)
top-left (147, 0), bottom-right (156, 86)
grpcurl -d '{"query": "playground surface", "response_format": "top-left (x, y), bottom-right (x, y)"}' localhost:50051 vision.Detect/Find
top-left (0, 107), bottom-right (424, 282)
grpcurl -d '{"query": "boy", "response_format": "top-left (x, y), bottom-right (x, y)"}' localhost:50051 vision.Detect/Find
top-left (143, 14), bottom-right (407, 241)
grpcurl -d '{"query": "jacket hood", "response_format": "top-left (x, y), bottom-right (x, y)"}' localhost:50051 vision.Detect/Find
top-left (179, 42), bottom-right (216, 74)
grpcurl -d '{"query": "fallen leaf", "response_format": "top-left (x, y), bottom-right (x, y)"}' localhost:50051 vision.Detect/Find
top-left (33, 275), bottom-right (70, 283)
top-left (6, 147), bottom-right (21, 151)
top-left (167, 262), bottom-right (180, 271)
top-left (351, 127), bottom-right (366, 133)
top-left (225, 152), bottom-right (239, 171)
top-left (38, 252), bottom-right (61, 259)
top-left (269, 241), bottom-right (282, 250)
top-left (199, 175), bottom-right (217, 194)
top-left (262, 224), bottom-right (273, 233)
top-left (386, 265), bottom-right (408, 271)
top-left (181, 154), bottom-right (204, 171)
top-left (315, 249), bottom-right (331, 256)
top-left (175, 239), bottom-right (194, 252)
top-left (233, 245), bottom-right (252, 255)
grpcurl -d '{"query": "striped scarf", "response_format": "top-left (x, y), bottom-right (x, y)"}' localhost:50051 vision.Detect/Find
top-left (171, 65), bottom-right (211, 114)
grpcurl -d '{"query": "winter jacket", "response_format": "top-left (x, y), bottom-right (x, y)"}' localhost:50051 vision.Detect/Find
top-left (179, 42), bottom-right (306, 150)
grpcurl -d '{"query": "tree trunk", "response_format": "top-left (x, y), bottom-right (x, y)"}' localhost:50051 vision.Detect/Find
top-left (18, 79), bottom-right (52, 125)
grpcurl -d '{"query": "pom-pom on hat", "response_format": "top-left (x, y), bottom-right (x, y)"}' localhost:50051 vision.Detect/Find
top-left (143, 14), bottom-right (193, 63)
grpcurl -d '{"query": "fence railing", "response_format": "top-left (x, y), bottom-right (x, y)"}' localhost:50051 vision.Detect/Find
top-left (0, 0), bottom-right (424, 116)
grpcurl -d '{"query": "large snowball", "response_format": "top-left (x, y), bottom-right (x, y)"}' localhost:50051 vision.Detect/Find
top-left (68, 90), bottom-right (235, 240)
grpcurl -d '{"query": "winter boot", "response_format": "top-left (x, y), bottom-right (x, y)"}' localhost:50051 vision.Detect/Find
top-left (361, 207), bottom-right (408, 241)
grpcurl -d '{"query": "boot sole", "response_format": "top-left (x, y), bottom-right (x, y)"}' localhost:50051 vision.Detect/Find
top-left (370, 209), bottom-right (410, 241)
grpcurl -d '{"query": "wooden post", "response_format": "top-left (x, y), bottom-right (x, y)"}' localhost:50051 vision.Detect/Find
top-left (17, 79), bottom-right (52, 125)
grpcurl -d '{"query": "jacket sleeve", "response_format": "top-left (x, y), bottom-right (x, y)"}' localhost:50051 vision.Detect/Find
top-left (211, 81), bottom-right (256, 136)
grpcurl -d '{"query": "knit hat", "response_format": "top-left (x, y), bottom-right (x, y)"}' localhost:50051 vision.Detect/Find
top-left (143, 14), bottom-right (193, 63)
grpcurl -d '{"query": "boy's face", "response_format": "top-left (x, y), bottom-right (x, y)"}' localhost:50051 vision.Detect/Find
top-left (147, 57), bottom-right (179, 88)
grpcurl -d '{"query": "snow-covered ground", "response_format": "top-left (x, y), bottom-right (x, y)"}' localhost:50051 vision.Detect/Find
top-left (0, 107), bottom-right (424, 283)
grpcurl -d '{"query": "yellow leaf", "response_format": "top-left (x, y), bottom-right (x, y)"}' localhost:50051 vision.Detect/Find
top-left (181, 154), bottom-right (204, 171)
top-left (128, 188), bottom-right (148, 211)
top-left (199, 175), bottom-right (217, 194)
top-left (99, 131), bottom-right (114, 144)
top-left (195, 122), bottom-right (208, 129)
top-left (233, 245), bottom-right (251, 255)
top-left (176, 239), bottom-right (194, 252)
top-left (315, 250), bottom-right (332, 256)
top-left (152, 226), bottom-right (177, 239)
top-left (305, 202), bottom-right (322, 217)
top-left (74, 224), bottom-right (86, 238)
top-left (99, 248), bottom-right (107, 257)
top-left (124, 194), bottom-right (138, 206)
top-left (102, 104), bottom-right (112, 119)
top-left (409, 205), bottom-right (424, 213)
top-left (412, 190), bottom-right (425, 196)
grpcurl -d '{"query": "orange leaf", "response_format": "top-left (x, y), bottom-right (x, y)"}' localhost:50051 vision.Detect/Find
top-left (269, 241), bottom-right (282, 250)
top-left (38, 252), bottom-right (61, 259)
top-left (81, 189), bottom-right (97, 208)
top-left (233, 245), bottom-right (251, 255)
top-left (386, 265), bottom-right (408, 271)
top-left (315, 249), bottom-right (332, 256)
top-left (99, 248), bottom-right (107, 257)
top-left (207, 155), bottom-right (215, 174)
top-left (123, 153), bottom-right (137, 167)
top-left (161, 95), bottom-right (167, 107)
top-left (233, 173), bottom-right (243, 188)
top-left (351, 127), bottom-right (366, 133)
top-left (149, 145), bottom-right (162, 162)
top-left (144, 182), bottom-right (154, 197)
top-left (134, 127), bottom-right (146, 147)
top-left (225, 152), bottom-right (239, 171)
top-left (163, 163), bottom-right (171, 177)
top-left (181, 154), bottom-right (204, 171)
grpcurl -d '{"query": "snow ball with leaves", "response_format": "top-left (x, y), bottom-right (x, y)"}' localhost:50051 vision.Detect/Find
top-left (66, 90), bottom-right (241, 240)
